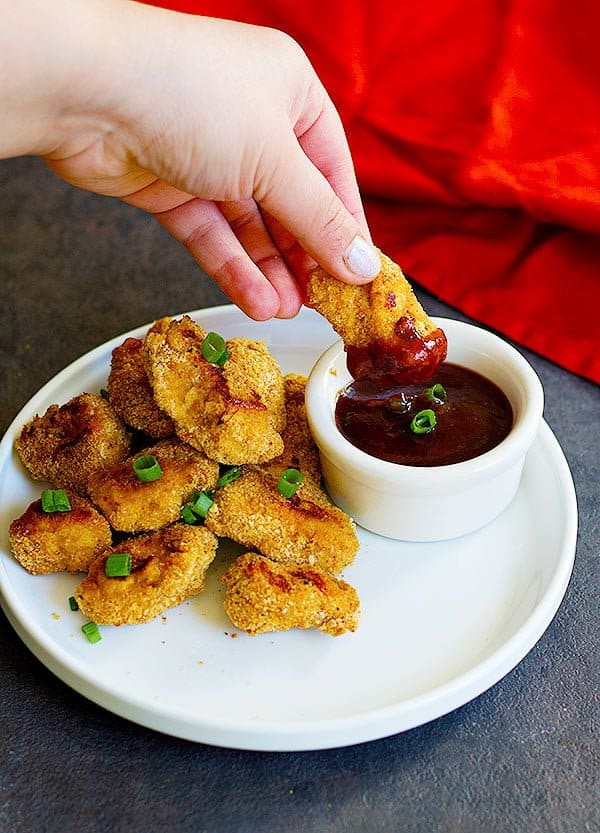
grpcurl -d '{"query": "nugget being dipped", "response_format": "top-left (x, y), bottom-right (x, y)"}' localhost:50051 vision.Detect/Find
top-left (9, 490), bottom-right (111, 574)
top-left (87, 439), bottom-right (218, 532)
top-left (222, 553), bottom-right (360, 636)
top-left (144, 316), bottom-right (285, 464)
top-left (205, 468), bottom-right (359, 574)
top-left (75, 523), bottom-right (218, 625)
top-left (107, 337), bottom-right (175, 439)
top-left (307, 250), bottom-right (447, 384)
top-left (15, 393), bottom-right (131, 494)
top-left (259, 374), bottom-right (322, 485)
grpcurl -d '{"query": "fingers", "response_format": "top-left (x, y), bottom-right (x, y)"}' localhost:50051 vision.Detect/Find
top-left (256, 129), bottom-right (380, 286)
top-left (218, 200), bottom-right (303, 319)
top-left (153, 198), bottom-right (282, 321)
top-left (295, 96), bottom-right (370, 240)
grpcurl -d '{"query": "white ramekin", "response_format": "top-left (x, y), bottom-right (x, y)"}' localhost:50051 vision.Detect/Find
top-left (305, 318), bottom-right (544, 542)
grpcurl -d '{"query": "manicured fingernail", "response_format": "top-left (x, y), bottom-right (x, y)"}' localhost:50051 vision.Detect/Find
top-left (343, 236), bottom-right (380, 280)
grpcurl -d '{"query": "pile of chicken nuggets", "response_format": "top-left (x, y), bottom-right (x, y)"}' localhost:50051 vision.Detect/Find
top-left (9, 315), bottom-right (361, 638)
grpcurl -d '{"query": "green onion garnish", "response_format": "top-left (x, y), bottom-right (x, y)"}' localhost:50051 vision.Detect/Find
top-left (190, 490), bottom-right (214, 518)
top-left (387, 396), bottom-right (409, 413)
top-left (105, 552), bottom-right (132, 577)
top-left (201, 332), bottom-right (228, 365)
top-left (277, 468), bottom-right (303, 499)
top-left (81, 621), bottom-right (101, 644)
top-left (216, 466), bottom-right (241, 488)
top-left (132, 454), bottom-right (163, 482)
top-left (425, 383), bottom-right (447, 404)
top-left (410, 409), bottom-right (437, 434)
top-left (40, 489), bottom-right (72, 513)
top-left (180, 505), bottom-right (198, 525)
top-left (68, 596), bottom-right (79, 612)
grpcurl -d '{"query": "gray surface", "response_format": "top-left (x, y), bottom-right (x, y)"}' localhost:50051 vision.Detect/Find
top-left (0, 156), bottom-right (598, 833)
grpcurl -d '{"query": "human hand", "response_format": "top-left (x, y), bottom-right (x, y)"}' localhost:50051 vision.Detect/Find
top-left (3, 0), bottom-right (379, 319)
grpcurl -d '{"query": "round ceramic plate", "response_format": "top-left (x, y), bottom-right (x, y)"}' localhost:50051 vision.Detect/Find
top-left (0, 306), bottom-right (577, 751)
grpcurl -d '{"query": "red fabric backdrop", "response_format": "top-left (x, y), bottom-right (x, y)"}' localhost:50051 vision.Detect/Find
top-left (145, 0), bottom-right (600, 383)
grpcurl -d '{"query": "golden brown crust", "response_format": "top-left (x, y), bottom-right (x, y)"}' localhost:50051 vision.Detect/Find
top-left (74, 523), bottom-right (218, 625)
top-left (15, 393), bottom-right (131, 494)
top-left (87, 439), bottom-right (219, 532)
top-left (107, 337), bottom-right (175, 439)
top-left (9, 491), bottom-right (111, 574)
top-left (222, 553), bottom-right (360, 636)
top-left (259, 374), bottom-right (322, 485)
top-left (306, 250), bottom-right (447, 384)
top-left (143, 316), bottom-right (285, 464)
top-left (205, 467), bottom-right (358, 574)
top-left (307, 249), bottom-right (437, 346)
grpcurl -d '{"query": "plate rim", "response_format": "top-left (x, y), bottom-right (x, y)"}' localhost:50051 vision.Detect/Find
top-left (0, 305), bottom-right (578, 750)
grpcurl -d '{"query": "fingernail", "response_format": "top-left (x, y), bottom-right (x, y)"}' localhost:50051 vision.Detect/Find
top-left (343, 236), bottom-right (380, 280)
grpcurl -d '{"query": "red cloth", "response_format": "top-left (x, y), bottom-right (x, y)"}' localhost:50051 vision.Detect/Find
top-left (145, 0), bottom-right (600, 383)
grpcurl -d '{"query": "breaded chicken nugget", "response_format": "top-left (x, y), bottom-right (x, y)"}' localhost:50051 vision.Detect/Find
top-left (222, 553), bottom-right (360, 636)
top-left (107, 337), bottom-right (175, 439)
top-left (259, 374), bottom-right (322, 485)
top-left (9, 491), bottom-right (111, 574)
top-left (87, 439), bottom-right (218, 532)
top-left (306, 249), bottom-right (447, 384)
top-left (74, 523), bottom-right (218, 625)
top-left (205, 468), bottom-right (358, 574)
top-left (15, 393), bottom-right (131, 494)
top-left (143, 316), bottom-right (285, 464)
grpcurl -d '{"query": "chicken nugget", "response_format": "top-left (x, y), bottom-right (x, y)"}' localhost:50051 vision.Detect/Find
top-left (9, 490), bottom-right (111, 574)
top-left (205, 468), bottom-right (358, 574)
top-left (222, 553), bottom-right (360, 636)
top-left (306, 249), bottom-right (447, 385)
top-left (143, 316), bottom-right (285, 464)
top-left (74, 523), bottom-right (218, 625)
top-left (15, 393), bottom-right (131, 494)
top-left (87, 439), bottom-right (218, 532)
top-left (259, 374), bottom-right (322, 485)
top-left (107, 337), bottom-right (175, 439)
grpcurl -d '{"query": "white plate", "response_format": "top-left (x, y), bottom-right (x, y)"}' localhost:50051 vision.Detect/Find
top-left (0, 306), bottom-right (577, 751)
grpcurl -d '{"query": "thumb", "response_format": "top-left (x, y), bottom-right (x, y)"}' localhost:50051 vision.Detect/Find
top-left (256, 136), bottom-right (381, 284)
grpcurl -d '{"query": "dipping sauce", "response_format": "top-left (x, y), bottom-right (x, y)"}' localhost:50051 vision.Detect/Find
top-left (335, 363), bottom-right (513, 466)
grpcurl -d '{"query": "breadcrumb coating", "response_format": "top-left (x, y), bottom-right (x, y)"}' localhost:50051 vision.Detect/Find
top-left (306, 249), bottom-right (447, 384)
top-left (87, 439), bottom-right (218, 532)
top-left (74, 523), bottom-right (218, 625)
top-left (143, 316), bottom-right (286, 464)
top-left (259, 374), bottom-right (322, 485)
top-left (15, 393), bottom-right (131, 494)
top-left (222, 553), bottom-right (360, 636)
top-left (9, 491), bottom-right (111, 574)
top-left (107, 337), bottom-right (175, 439)
top-left (205, 467), bottom-right (358, 574)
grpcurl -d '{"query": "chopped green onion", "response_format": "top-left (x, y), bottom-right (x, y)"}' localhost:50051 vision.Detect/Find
top-left (216, 466), bottom-right (241, 488)
top-left (201, 332), bottom-right (228, 365)
top-left (40, 488), bottom-right (71, 513)
top-left (105, 552), bottom-right (132, 577)
top-left (190, 490), bottom-right (214, 518)
top-left (410, 409), bottom-right (437, 434)
top-left (81, 621), bottom-right (101, 644)
top-left (277, 468), bottom-right (303, 499)
top-left (387, 395), bottom-right (409, 413)
top-left (68, 595), bottom-right (79, 611)
top-left (425, 383), bottom-right (447, 404)
top-left (132, 454), bottom-right (163, 482)
top-left (180, 505), bottom-right (198, 525)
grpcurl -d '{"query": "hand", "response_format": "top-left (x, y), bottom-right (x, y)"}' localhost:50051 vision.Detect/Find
top-left (3, 1), bottom-right (380, 319)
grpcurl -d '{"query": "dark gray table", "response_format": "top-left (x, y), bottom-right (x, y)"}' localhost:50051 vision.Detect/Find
top-left (1, 157), bottom-right (598, 833)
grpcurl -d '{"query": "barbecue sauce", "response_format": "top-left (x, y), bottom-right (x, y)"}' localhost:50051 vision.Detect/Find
top-left (335, 363), bottom-right (513, 466)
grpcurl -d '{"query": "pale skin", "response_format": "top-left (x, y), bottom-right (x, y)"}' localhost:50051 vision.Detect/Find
top-left (0, 0), bottom-right (380, 320)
